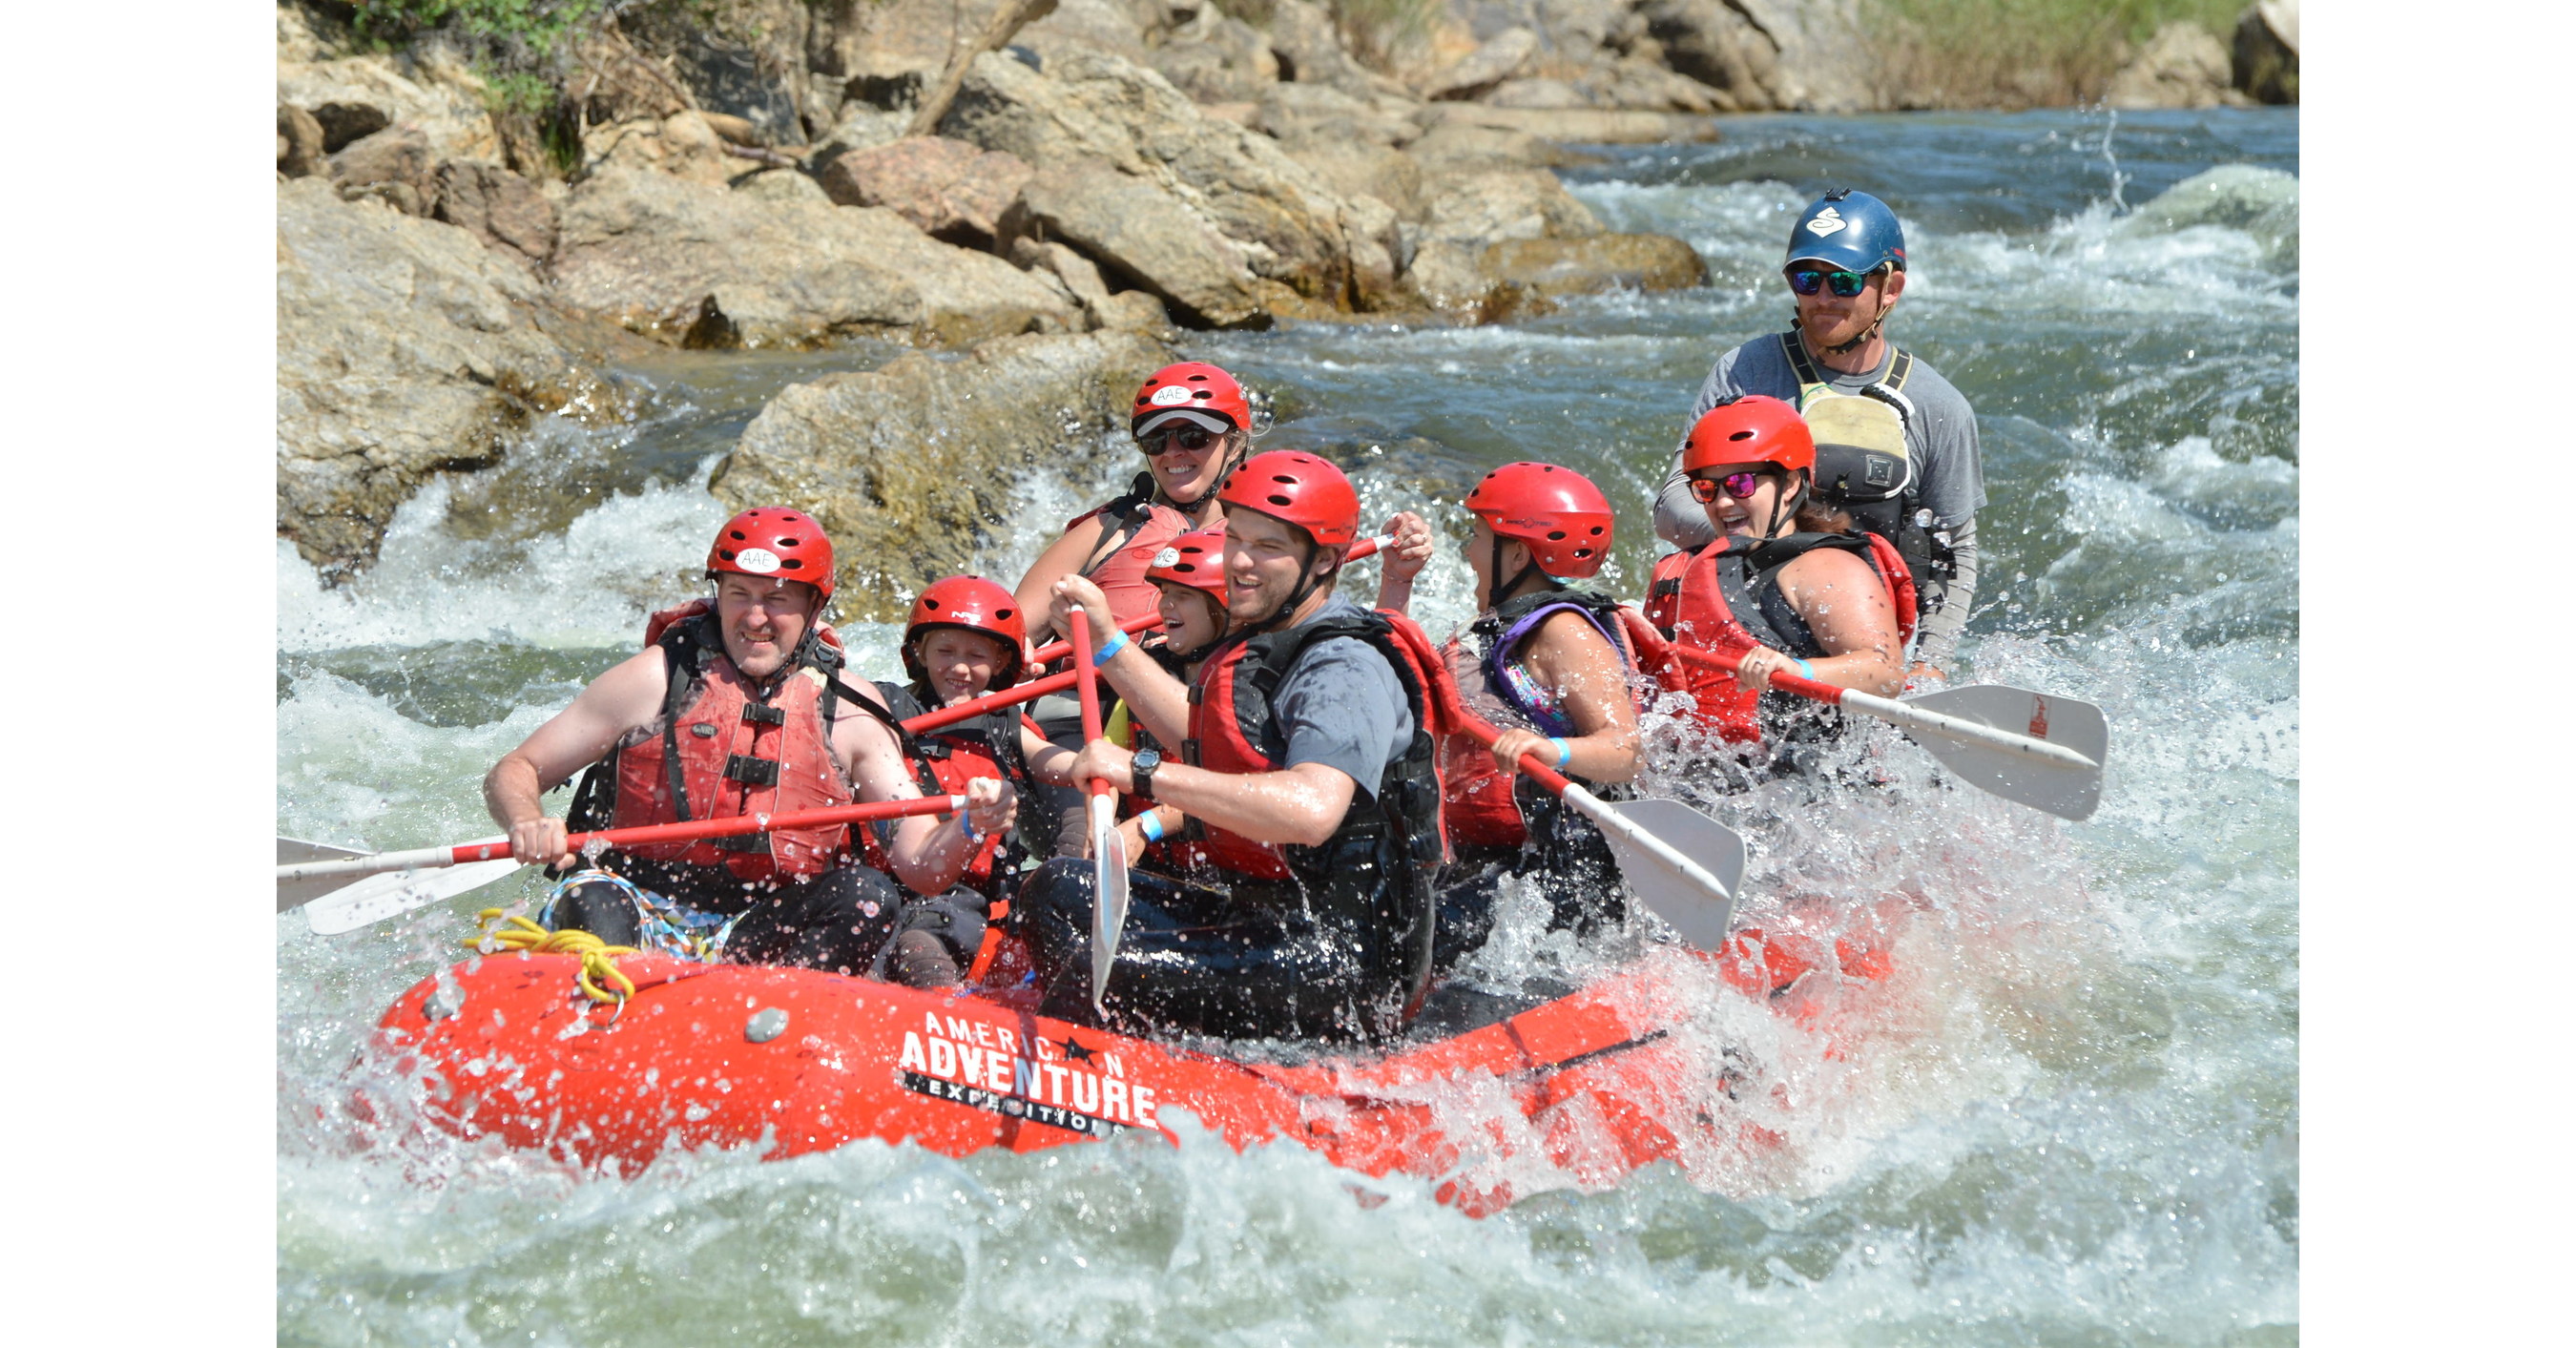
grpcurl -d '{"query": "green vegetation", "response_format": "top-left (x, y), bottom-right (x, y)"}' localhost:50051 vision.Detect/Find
top-left (1871, 0), bottom-right (2246, 107)
top-left (351, 0), bottom-right (608, 56)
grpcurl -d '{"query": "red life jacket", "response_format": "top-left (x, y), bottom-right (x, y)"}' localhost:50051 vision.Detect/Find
top-left (1440, 591), bottom-right (1635, 850)
top-left (1177, 603), bottom-right (1454, 1033)
top-left (1642, 530), bottom-right (1916, 743)
top-left (1182, 606), bottom-right (1450, 881)
top-left (570, 603), bottom-right (879, 883)
top-left (1066, 482), bottom-right (1196, 632)
top-left (862, 680), bottom-right (1025, 896)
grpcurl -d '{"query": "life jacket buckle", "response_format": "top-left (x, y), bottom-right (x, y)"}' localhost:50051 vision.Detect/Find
top-left (723, 754), bottom-right (780, 787)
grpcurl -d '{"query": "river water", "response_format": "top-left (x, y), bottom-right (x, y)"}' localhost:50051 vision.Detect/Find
top-left (277, 108), bottom-right (2297, 1344)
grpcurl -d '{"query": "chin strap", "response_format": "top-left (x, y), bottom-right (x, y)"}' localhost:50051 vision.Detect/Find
top-left (1244, 537), bottom-right (1340, 635)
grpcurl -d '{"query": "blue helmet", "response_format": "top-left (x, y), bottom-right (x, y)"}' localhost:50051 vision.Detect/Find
top-left (1785, 189), bottom-right (1906, 274)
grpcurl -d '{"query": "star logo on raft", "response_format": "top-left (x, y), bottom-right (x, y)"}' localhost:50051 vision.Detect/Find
top-left (1805, 207), bottom-right (1848, 238)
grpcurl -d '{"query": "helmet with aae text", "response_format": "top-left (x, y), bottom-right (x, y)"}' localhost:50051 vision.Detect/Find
top-left (707, 508), bottom-right (835, 601)
top-left (1132, 362), bottom-right (1254, 439)
top-left (1146, 523), bottom-right (1231, 603)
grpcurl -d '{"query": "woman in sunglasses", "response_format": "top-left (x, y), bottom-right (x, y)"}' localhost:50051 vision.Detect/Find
top-left (1009, 362), bottom-right (1257, 856)
top-left (1643, 395), bottom-right (1910, 749)
top-left (1010, 362), bottom-right (1256, 647)
top-left (1649, 188), bottom-right (1984, 691)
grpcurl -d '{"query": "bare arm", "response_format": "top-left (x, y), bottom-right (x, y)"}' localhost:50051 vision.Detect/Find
top-left (1050, 575), bottom-right (1192, 749)
top-left (836, 682), bottom-right (1017, 894)
top-left (1373, 510), bottom-right (1433, 615)
top-left (1744, 549), bottom-right (1904, 697)
top-left (1493, 611), bottom-right (1640, 783)
top-left (1020, 721), bottom-right (1075, 785)
top-left (1068, 738), bottom-right (1359, 849)
top-left (484, 648), bottom-right (673, 865)
top-left (1012, 513), bottom-right (1113, 647)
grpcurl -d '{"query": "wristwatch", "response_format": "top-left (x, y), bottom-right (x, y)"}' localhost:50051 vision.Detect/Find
top-left (1130, 746), bottom-right (1162, 801)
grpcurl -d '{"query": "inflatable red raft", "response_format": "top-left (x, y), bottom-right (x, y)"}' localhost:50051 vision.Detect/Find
top-left (372, 925), bottom-right (1889, 1216)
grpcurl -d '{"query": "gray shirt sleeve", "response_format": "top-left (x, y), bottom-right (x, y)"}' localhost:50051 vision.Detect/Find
top-left (1653, 349), bottom-right (1745, 550)
top-left (1273, 635), bottom-right (1412, 804)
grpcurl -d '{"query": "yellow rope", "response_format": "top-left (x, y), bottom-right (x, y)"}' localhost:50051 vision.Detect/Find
top-left (469, 909), bottom-right (638, 1006)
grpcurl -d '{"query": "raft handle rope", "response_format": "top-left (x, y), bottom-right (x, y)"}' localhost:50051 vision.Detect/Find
top-left (469, 909), bottom-right (637, 1011)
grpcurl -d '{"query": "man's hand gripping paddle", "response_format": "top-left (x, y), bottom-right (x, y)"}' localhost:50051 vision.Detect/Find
top-left (1667, 647), bottom-right (2109, 820)
top-left (275, 796), bottom-right (968, 936)
top-left (1453, 715), bottom-right (1748, 950)
top-left (1068, 609), bottom-right (1130, 1013)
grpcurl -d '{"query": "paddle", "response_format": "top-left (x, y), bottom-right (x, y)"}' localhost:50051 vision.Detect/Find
top-left (917, 537), bottom-right (1402, 736)
top-left (1667, 646), bottom-right (2109, 821)
top-left (279, 797), bottom-right (968, 935)
top-left (1068, 609), bottom-right (1130, 1012)
top-left (1453, 714), bottom-right (1748, 949)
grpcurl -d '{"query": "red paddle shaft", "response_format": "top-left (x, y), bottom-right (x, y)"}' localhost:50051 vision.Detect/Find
top-left (909, 536), bottom-right (1392, 736)
top-left (274, 796), bottom-right (966, 882)
top-left (1666, 643), bottom-right (1848, 705)
top-left (1069, 610), bottom-right (1112, 800)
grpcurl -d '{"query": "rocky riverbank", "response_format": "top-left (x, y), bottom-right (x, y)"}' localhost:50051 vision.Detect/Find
top-left (274, 0), bottom-right (2295, 595)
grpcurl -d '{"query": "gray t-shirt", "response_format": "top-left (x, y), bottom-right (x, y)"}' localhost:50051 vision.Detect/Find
top-left (1271, 598), bottom-right (1414, 805)
top-left (1654, 333), bottom-right (1987, 547)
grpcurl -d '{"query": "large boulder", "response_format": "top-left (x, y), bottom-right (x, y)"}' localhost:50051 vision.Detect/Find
top-left (938, 49), bottom-right (1361, 320)
top-left (713, 328), bottom-right (1174, 619)
top-left (277, 52), bottom-right (500, 161)
top-left (812, 0), bottom-right (1158, 92)
top-left (1264, 0), bottom-right (1412, 98)
top-left (1147, 12), bottom-right (1280, 104)
top-left (1252, 82), bottom-right (1422, 150)
top-left (1004, 158), bottom-right (1272, 327)
top-left (545, 165), bottom-right (1080, 347)
top-left (1402, 164), bottom-right (1607, 313)
top-left (1422, 27), bottom-right (1539, 101)
top-left (1478, 233), bottom-right (1708, 299)
top-left (816, 135), bottom-right (1034, 248)
top-left (2107, 22), bottom-right (2245, 109)
top-left (276, 177), bottom-right (613, 577)
top-left (2233, 0), bottom-right (2298, 104)
top-left (1640, 0), bottom-right (1874, 112)
top-left (578, 112), bottom-right (744, 189)
top-left (432, 160), bottom-right (561, 267)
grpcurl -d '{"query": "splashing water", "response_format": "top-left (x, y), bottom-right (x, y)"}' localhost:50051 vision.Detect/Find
top-left (278, 109), bottom-right (2297, 1343)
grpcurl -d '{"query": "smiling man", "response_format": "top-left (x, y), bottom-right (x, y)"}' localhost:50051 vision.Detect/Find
top-left (1019, 452), bottom-right (1447, 1045)
top-left (1652, 188), bottom-right (1987, 681)
top-left (483, 508), bottom-right (1016, 985)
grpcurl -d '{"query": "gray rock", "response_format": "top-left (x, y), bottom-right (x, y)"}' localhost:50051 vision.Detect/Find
top-left (939, 49), bottom-right (1358, 319)
top-left (1486, 77), bottom-right (1589, 110)
top-left (1265, 0), bottom-right (1410, 97)
top-left (816, 135), bottom-right (1035, 247)
top-left (546, 166), bottom-right (1081, 347)
top-left (1639, 0), bottom-right (1783, 111)
top-left (278, 54), bottom-right (501, 161)
top-left (1252, 81), bottom-right (1420, 149)
top-left (713, 328), bottom-right (1174, 619)
top-left (1004, 158), bottom-right (1269, 327)
top-left (1403, 162), bottom-right (1610, 316)
top-left (1423, 27), bottom-right (1540, 101)
top-left (276, 177), bottom-right (613, 578)
top-left (1148, 14), bottom-right (1280, 104)
top-left (432, 159), bottom-right (560, 264)
top-left (1286, 141), bottom-right (1424, 218)
top-left (1479, 233), bottom-right (1708, 298)
top-left (578, 113), bottom-right (744, 188)
top-left (2107, 22), bottom-right (2247, 109)
top-left (329, 126), bottom-right (440, 218)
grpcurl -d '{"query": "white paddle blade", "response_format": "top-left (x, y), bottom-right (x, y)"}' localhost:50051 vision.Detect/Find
top-left (277, 838), bottom-right (373, 911)
top-left (1570, 793), bottom-right (1745, 950)
top-left (302, 859), bottom-right (524, 935)
top-left (1088, 796), bottom-right (1129, 1010)
top-left (1901, 685), bottom-right (2109, 821)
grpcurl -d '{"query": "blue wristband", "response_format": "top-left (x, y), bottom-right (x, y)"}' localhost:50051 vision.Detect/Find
top-left (958, 811), bottom-right (981, 844)
top-left (1091, 629), bottom-right (1129, 668)
top-left (1138, 813), bottom-right (1166, 844)
top-left (1792, 659), bottom-right (1816, 681)
top-left (1549, 737), bottom-right (1572, 770)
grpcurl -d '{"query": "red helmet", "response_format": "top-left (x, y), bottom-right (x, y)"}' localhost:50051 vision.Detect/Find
top-left (707, 507), bottom-right (835, 600)
top-left (1216, 450), bottom-right (1361, 551)
top-left (1132, 362), bottom-right (1252, 438)
top-left (1682, 395), bottom-right (1814, 476)
top-left (1463, 462), bottom-right (1614, 580)
top-left (1146, 523), bottom-right (1230, 603)
top-left (904, 575), bottom-right (1027, 687)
